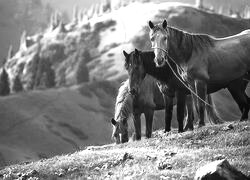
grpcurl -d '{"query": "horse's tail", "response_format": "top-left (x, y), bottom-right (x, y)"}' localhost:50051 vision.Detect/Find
top-left (206, 94), bottom-right (224, 124)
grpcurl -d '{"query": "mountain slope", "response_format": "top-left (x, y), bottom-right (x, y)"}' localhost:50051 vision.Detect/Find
top-left (0, 81), bottom-right (119, 167)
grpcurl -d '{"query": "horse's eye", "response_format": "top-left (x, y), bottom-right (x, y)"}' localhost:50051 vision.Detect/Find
top-left (150, 37), bottom-right (155, 41)
top-left (163, 37), bottom-right (167, 41)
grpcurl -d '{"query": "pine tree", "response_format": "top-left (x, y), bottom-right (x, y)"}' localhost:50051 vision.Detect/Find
top-left (44, 66), bottom-right (55, 88)
top-left (34, 58), bottom-right (55, 89)
top-left (76, 58), bottom-right (89, 84)
top-left (12, 75), bottom-right (23, 93)
top-left (0, 68), bottom-right (10, 96)
top-left (76, 49), bottom-right (90, 84)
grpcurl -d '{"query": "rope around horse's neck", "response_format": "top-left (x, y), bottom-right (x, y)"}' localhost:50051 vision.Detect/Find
top-left (152, 47), bottom-right (213, 108)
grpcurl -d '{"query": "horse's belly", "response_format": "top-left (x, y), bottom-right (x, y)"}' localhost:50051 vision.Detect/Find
top-left (208, 57), bottom-right (247, 83)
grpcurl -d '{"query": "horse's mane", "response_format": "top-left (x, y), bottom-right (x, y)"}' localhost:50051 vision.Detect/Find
top-left (114, 79), bottom-right (133, 122)
top-left (168, 27), bottom-right (214, 52)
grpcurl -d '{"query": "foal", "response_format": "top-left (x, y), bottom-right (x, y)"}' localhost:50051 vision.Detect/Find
top-left (111, 75), bottom-right (195, 143)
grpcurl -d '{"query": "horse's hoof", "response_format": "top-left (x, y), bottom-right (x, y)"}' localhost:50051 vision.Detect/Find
top-left (146, 135), bottom-right (152, 139)
top-left (198, 123), bottom-right (205, 128)
top-left (184, 125), bottom-right (194, 131)
top-left (164, 129), bottom-right (171, 133)
top-left (239, 118), bottom-right (248, 122)
top-left (132, 134), bottom-right (141, 141)
top-left (178, 130), bottom-right (184, 133)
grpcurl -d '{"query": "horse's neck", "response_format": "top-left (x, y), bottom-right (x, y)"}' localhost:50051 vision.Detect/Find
top-left (168, 28), bottom-right (193, 64)
top-left (142, 52), bottom-right (171, 83)
top-left (115, 92), bottom-right (132, 122)
top-left (168, 27), bottom-right (214, 64)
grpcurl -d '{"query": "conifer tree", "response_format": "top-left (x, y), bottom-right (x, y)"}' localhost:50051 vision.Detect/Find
top-left (0, 68), bottom-right (10, 96)
top-left (12, 75), bottom-right (23, 93)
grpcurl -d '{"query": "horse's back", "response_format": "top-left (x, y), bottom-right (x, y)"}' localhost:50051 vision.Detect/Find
top-left (205, 30), bottom-right (250, 82)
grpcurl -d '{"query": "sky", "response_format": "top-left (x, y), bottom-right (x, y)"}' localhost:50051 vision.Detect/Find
top-left (42, 0), bottom-right (101, 18)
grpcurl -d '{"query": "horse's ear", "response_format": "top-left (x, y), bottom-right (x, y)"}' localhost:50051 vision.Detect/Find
top-left (111, 118), bottom-right (117, 125)
top-left (123, 50), bottom-right (129, 58)
top-left (162, 19), bottom-right (168, 29)
top-left (149, 21), bottom-right (154, 29)
top-left (134, 48), bottom-right (139, 55)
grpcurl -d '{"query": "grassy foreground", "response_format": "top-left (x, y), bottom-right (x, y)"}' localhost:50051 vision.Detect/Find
top-left (0, 121), bottom-right (249, 180)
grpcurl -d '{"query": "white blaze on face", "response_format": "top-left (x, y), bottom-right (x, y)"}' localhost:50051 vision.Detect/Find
top-left (151, 33), bottom-right (167, 67)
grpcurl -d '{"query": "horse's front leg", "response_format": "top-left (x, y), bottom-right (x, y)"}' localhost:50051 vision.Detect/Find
top-left (184, 95), bottom-right (194, 131)
top-left (162, 94), bottom-right (174, 133)
top-left (195, 80), bottom-right (207, 127)
top-left (144, 109), bottom-right (154, 138)
top-left (176, 91), bottom-right (186, 133)
top-left (132, 113), bottom-right (141, 141)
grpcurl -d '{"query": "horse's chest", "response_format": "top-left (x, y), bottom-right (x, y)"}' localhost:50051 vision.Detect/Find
top-left (184, 56), bottom-right (210, 81)
top-left (137, 93), bottom-right (155, 109)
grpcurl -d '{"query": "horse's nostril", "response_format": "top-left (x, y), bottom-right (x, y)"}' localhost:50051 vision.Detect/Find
top-left (130, 88), bottom-right (137, 95)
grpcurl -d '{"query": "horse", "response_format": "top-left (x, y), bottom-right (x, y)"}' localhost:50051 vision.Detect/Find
top-left (148, 20), bottom-right (250, 125)
top-left (123, 49), bottom-right (250, 132)
top-left (110, 75), bottom-right (196, 143)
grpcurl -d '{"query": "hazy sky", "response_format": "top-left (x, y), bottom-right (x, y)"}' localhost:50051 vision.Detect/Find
top-left (42, 0), bottom-right (100, 17)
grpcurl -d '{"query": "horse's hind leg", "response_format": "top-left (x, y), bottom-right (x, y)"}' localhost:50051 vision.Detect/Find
top-left (132, 113), bottom-right (142, 140)
top-left (206, 94), bottom-right (223, 124)
top-left (228, 83), bottom-right (249, 121)
top-left (144, 109), bottom-right (154, 138)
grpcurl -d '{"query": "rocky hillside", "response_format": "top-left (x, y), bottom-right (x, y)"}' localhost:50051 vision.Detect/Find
top-left (5, 1), bottom-right (250, 89)
top-left (0, 121), bottom-right (249, 179)
top-left (1, 0), bottom-right (250, 169)
top-left (0, 0), bottom-right (56, 63)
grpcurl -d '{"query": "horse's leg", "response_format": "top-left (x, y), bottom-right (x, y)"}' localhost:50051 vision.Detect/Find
top-left (184, 95), bottom-right (194, 131)
top-left (132, 113), bottom-right (141, 140)
top-left (206, 94), bottom-right (223, 124)
top-left (176, 91), bottom-right (186, 133)
top-left (195, 80), bottom-right (207, 127)
top-left (228, 84), bottom-right (249, 121)
top-left (144, 109), bottom-right (154, 138)
top-left (162, 94), bottom-right (174, 132)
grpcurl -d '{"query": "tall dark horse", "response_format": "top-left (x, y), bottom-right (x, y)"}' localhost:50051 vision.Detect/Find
top-left (123, 49), bottom-right (249, 132)
top-left (110, 75), bottom-right (196, 143)
top-left (148, 20), bottom-right (250, 125)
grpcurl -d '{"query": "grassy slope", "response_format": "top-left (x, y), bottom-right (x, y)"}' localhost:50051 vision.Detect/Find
top-left (0, 121), bottom-right (249, 179)
top-left (0, 81), bottom-right (118, 168)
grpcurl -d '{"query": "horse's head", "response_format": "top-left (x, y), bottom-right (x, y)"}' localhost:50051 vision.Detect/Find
top-left (123, 49), bottom-right (146, 96)
top-left (149, 19), bottom-right (169, 67)
top-left (111, 118), bottom-right (129, 144)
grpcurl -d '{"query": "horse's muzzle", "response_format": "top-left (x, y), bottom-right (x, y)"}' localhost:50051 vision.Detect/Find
top-left (154, 57), bottom-right (166, 67)
top-left (130, 88), bottom-right (138, 96)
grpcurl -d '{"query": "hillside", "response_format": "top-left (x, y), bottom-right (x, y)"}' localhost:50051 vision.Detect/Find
top-left (0, 81), bottom-right (118, 167)
top-left (0, 121), bottom-right (249, 179)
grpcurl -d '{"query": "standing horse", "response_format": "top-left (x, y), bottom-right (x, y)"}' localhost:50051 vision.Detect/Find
top-left (111, 75), bottom-right (195, 143)
top-left (123, 49), bottom-right (249, 132)
top-left (148, 20), bottom-right (250, 125)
